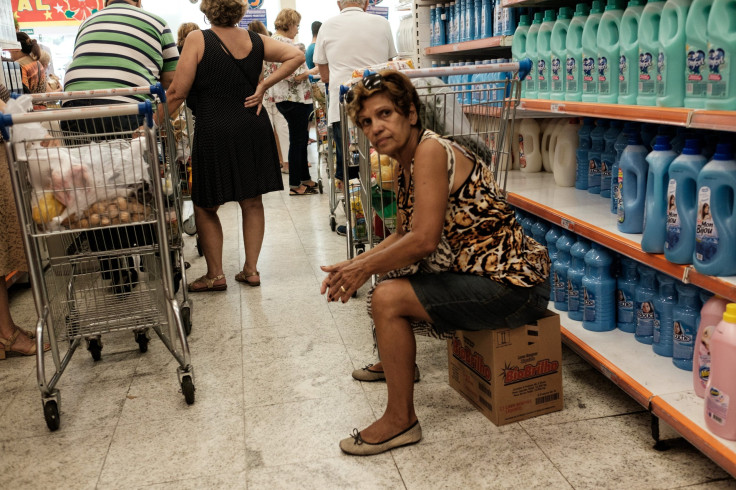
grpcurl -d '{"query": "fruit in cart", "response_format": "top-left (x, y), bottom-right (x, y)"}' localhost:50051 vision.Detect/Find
top-left (119, 211), bottom-right (131, 223)
top-left (32, 192), bottom-right (65, 224)
top-left (370, 151), bottom-right (400, 191)
top-left (88, 213), bottom-right (101, 227)
top-left (115, 196), bottom-right (129, 211)
top-left (107, 204), bottom-right (120, 219)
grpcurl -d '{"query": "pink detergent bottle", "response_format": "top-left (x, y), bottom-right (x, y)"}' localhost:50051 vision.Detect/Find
top-left (694, 293), bottom-right (729, 398)
top-left (705, 303), bottom-right (736, 439)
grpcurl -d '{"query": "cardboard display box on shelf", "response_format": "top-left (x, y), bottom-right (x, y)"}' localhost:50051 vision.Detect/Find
top-left (447, 311), bottom-right (563, 426)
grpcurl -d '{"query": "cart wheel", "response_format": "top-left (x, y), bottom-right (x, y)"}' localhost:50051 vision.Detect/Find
top-left (355, 245), bottom-right (365, 255)
top-left (43, 400), bottom-right (60, 431)
top-left (181, 306), bottom-right (192, 336)
top-left (87, 338), bottom-right (102, 361)
top-left (135, 331), bottom-right (149, 353)
top-left (330, 217), bottom-right (336, 232)
top-left (318, 180), bottom-right (324, 194)
top-left (196, 237), bottom-right (204, 257)
top-left (181, 375), bottom-right (195, 405)
top-left (182, 215), bottom-right (197, 236)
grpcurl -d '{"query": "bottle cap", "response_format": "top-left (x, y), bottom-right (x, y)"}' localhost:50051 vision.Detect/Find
top-left (627, 133), bottom-right (642, 145)
top-left (723, 303), bottom-right (736, 324)
top-left (628, 0), bottom-right (646, 5)
top-left (682, 139), bottom-right (701, 155)
top-left (518, 14), bottom-right (530, 26)
top-left (543, 9), bottom-right (556, 22)
top-left (714, 143), bottom-right (733, 161)
top-left (590, 0), bottom-right (604, 14)
top-left (574, 3), bottom-right (591, 16)
top-left (533, 12), bottom-right (543, 23)
top-left (653, 135), bottom-right (671, 151)
top-left (558, 7), bottom-right (573, 19)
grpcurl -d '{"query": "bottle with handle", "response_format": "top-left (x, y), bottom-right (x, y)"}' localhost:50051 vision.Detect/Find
top-left (581, 1), bottom-right (605, 102)
top-left (694, 293), bottom-right (729, 398)
top-left (617, 133), bottom-right (649, 233)
top-left (652, 273), bottom-right (678, 357)
top-left (553, 118), bottom-right (581, 187)
top-left (684, 0), bottom-right (712, 109)
top-left (596, 0), bottom-right (626, 103)
top-left (525, 12), bottom-right (543, 99)
top-left (611, 122), bottom-right (638, 214)
top-left (553, 233), bottom-right (575, 311)
top-left (545, 226), bottom-right (563, 292)
top-left (550, 7), bottom-right (572, 100)
top-left (536, 9), bottom-right (557, 100)
top-left (634, 264), bottom-right (658, 345)
top-left (565, 3), bottom-right (590, 101)
top-left (616, 256), bottom-right (638, 333)
top-left (588, 119), bottom-right (608, 194)
top-left (636, 0), bottom-right (666, 106)
top-left (619, 0), bottom-right (646, 105)
top-left (568, 238), bottom-right (591, 321)
top-left (582, 243), bottom-right (616, 332)
top-left (642, 135), bottom-right (677, 253)
top-left (656, 0), bottom-right (692, 108)
top-left (672, 283), bottom-right (702, 371)
top-left (600, 120), bottom-right (622, 199)
top-left (575, 117), bottom-right (594, 189)
top-left (517, 118), bottom-right (542, 173)
top-left (705, 0), bottom-right (736, 110)
top-left (705, 303), bottom-right (736, 439)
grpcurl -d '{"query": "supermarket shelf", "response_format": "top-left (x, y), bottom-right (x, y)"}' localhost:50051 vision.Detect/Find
top-left (4, 271), bottom-right (25, 288)
top-left (517, 99), bottom-right (736, 133)
top-left (424, 36), bottom-right (512, 57)
top-left (553, 304), bottom-right (736, 478)
top-left (505, 170), bottom-right (736, 301)
top-left (501, 0), bottom-right (585, 6)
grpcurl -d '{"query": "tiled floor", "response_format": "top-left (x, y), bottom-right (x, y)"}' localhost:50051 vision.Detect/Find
top-left (1, 155), bottom-right (735, 488)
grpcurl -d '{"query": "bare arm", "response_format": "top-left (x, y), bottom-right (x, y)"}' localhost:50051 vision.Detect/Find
top-left (156, 31), bottom-right (202, 123)
top-left (317, 63), bottom-right (329, 84)
top-left (160, 70), bottom-right (174, 90)
top-left (321, 140), bottom-right (449, 302)
top-left (246, 34), bottom-right (304, 105)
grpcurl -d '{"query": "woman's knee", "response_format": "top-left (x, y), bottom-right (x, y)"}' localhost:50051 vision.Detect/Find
top-left (372, 280), bottom-right (413, 320)
top-left (240, 196), bottom-right (263, 211)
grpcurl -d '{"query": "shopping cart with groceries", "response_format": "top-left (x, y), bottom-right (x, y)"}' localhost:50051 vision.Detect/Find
top-left (0, 85), bottom-right (196, 431)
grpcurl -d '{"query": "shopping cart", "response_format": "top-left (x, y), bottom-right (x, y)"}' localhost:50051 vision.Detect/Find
top-left (309, 77), bottom-right (327, 194)
top-left (337, 60), bottom-right (531, 262)
top-left (1, 85), bottom-right (196, 431)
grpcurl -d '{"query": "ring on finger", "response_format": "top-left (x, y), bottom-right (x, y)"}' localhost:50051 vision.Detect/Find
top-left (340, 286), bottom-right (346, 293)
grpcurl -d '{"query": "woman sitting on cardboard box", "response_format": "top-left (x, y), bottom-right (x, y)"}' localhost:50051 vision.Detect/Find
top-left (320, 70), bottom-right (551, 456)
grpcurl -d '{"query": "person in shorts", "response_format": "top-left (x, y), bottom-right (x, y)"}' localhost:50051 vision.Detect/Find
top-left (320, 70), bottom-right (551, 456)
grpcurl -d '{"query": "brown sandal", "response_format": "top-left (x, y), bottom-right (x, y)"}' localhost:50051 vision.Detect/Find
top-left (187, 274), bottom-right (227, 292)
top-left (235, 270), bottom-right (260, 287)
top-left (0, 327), bottom-right (50, 360)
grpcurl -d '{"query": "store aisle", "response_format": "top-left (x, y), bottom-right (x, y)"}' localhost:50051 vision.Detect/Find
top-left (0, 167), bottom-right (734, 488)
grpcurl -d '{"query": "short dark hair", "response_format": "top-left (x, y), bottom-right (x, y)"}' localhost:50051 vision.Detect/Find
top-left (311, 21), bottom-right (322, 37)
top-left (346, 70), bottom-right (423, 130)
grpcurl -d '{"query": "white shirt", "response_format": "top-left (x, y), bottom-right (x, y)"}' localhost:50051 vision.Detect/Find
top-left (313, 7), bottom-right (397, 123)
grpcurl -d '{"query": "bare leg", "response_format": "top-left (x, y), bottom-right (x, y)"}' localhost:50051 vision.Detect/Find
top-left (239, 196), bottom-right (264, 280)
top-left (358, 278), bottom-right (432, 443)
top-left (193, 204), bottom-right (224, 280)
top-left (0, 280), bottom-right (33, 351)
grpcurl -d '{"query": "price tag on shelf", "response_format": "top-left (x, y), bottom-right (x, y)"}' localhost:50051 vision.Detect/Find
top-left (550, 104), bottom-right (562, 112)
top-left (560, 218), bottom-right (574, 232)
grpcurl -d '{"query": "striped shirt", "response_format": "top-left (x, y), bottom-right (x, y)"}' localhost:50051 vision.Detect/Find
top-left (64, 3), bottom-right (178, 103)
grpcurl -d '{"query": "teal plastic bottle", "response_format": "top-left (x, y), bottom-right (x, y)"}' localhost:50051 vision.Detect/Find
top-left (611, 122), bottom-right (639, 214)
top-left (521, 214), bottom-right (535, 236)
top-left (568, 238), bottom-right (591, 321)
top-left (597, 0), bottom-right (625, 103)
top-left (657, 0), bottom-right (693, 107)
top-left (684, 0), bottom-right (712, 108)
top-left (642, 135), bottom-right (678, 253)
top-left (665, 139), bottom-right (707, 264)
top-left (619, 0), bottom-right (646, 105)
top-left (545, 226), bottom-right (563, 291)
top-left (582, 243), bottom-right (616, 332)
top-left (536, 10), bottom-right (557, 100)
top-left (705, 0), bottom-right (736, 110)
top-left (582, 1), bottom-right (605, 102)
top-left (617, 133), bottom-right (649, 233)
top-left (525, 12), bottom-right (543, 99)
top-left (694, 143), bottom-right (736, 276)
top-left (601, 120), bottom-right (622, 199)
top-left (531, 219), bottom-right (550, 247)
top-left (652, 273), bottom-right (678, 357)
top-left (637, 0), bottom-right (666, 106)
top-left (512, 15), bottom-right (531, 98)
top-left (553, 232), bottom-right (575, 311)
top-left (617, 256), bottom-right (639, 333)
top-left (635, 265), bottom-right (658, 345)
top-left (550, 7), bottom-right (572, 100)
top-left (672, 283), bottom-right (702, 371)
top-left (565, 3), bottom-right (590, 101)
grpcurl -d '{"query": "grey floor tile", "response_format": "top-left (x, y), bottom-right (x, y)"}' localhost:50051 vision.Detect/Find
top-left (143, 471), bottom-right (247, 490)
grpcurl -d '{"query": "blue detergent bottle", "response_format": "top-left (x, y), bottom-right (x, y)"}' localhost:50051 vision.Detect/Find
top-left (652, 273), bottom-right (678, 357)
top-left (673, 283), bottom-right (702, 371)
top-left (576, 117), bottom-right (595, 190)
top-left (525, 12), bottom-right (543, 98)
top-left (669, 127), bottom-right (690, 155)
top-left (642, 135), bottom-right (678, 253)
top-left (665, 139), bottom-right (707, 264)
top-left (553, 233), bottom-right (575, 311)
top-left (545, 226), bottom-right (563, 291)
top-left (565, 3), bottom-right (591, 101)
top-left (694, 143), bottom-right (736, 276)
top-left (482, 0), bottom-right (493, 38)
top-left (634, 264), bottom-right (658, 344)
top-left (640, 123), bottom-right (659, 152)
top-left (617, 256), bottom-right (639, 333)
top-left (438, 4), bottom-right (448, 45)
top-left (466, 0), bottom-right (476, 41)
top-left (536, 9), bottom-right (557, 99)
top-left (617, 133), bottom-right (649, 234)
top-left (568, 238), bottom-right (591, 321)
top-left (611, 122), bottom-right (639, 214)
top-left (532, 219), bottom-right (550, 247)
top-left (471, 60), bottom-right (484, 104)
top-left (588, 119), bottom-right (608, 194)
top-left (521, 214), bottom-right (535, 236)
top-left (431, 6), bottom-right (437, 46)
top-left (474, 0), bottom-right (483, 39)
top-left (582, 243), bottom-right (616, 332)
top-left (601, 120), bottom-right (622, 199)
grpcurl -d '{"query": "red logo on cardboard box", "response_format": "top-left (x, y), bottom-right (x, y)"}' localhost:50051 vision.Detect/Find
top-left (502, 359), bottom-right (560, 385)
top-left (451, 338), bottom-right (491, 382)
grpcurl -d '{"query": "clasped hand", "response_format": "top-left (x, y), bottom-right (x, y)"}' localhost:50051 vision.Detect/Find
top-left (320, 259), bottom-right (371, 303)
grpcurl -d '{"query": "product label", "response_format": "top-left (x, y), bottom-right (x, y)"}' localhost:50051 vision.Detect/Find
top-left (600, 158), bottom-right (612, 193)
top-left (551, 56), bottom-right (562, 92)
top-left (672, 318), bottom-right (695, 364)
top-left (616, 289), bottom-right (634, 324)
top-left (588, 156), bottom-right (601, 189)
top-left (706, 386), bottom-right (730, 425)
top-left (697, 324), bottom-right (715, 388)
top-left (656, 51), bottom-right (666, 96)
top-left (665, 179), bottom-right (680, 250)
top-left (619, 55), bottom-right (628, 95)
top-left (568, 279), bottom-right (580, 312)
top-left (686, 46), bottom-right (708, 97)
top-left (554, 271), bottom-right (566, 304)
top-left (695, 186), bottom-right (718, 263)
top-left (598, 55), bottom-right (610, 95)
top-left (707, 46), bottom-right (728, 98)
top-left (518, 134), bottom-right (527, 168)
top-left (639, 51), bottom-right (656, 95)
top-left (617, 168), bottom-right (625, 223)
top-left (566, 57), bottom-right (577, 92)
top-left (583, 55), bottom-right (596, 93)
top-left (583, 287), bottom-right (596, 322)
top-left (635, 299), bottom-right (655, 337)
top-left (538, 58), bottom-right (548, 92)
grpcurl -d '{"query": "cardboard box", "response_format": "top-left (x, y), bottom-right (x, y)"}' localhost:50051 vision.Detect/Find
top-left (447, 311), bottom-right (563, 426)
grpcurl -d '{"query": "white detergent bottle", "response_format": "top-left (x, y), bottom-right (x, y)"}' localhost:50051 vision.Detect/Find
top-left (553, 118), bottom-right (582, 186)
top-left (517, 118), bottom-right (543, 172)
top-left (540, 118), bottom-right (557, 172)
top-left (549, 117), bottom-right (568, 172)
top-left (705, 303), bottom-right (736, 439)
top-left (705, 0), bottom-right (736, 110)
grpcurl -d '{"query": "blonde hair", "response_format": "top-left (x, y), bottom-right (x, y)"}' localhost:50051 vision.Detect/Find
top-left (177, 22), bottom-right (200, 47)
top-left (38, 49), bottom-right (51, 68)
top-left (274, 8), bottom-right (301, 32)
top-left (247, 20), bottom-right (268, 36)
top-left (200, 0), bottom-right (247, 27)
